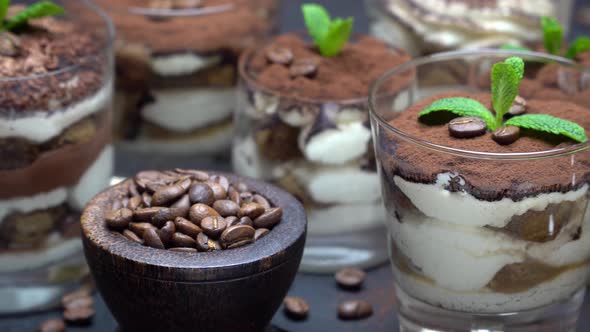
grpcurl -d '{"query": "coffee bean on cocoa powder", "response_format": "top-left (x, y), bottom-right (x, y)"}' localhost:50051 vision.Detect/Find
top-left (239, 202), bottom-right (265, 219)
top-left (337, 300), bottom-right (373, 320)
top-left (448, 116), bottom-right (487, 139)
top-left (283, 297), bottom-right (309, 320)
top-left (254, 228), bottom-right (269, 241)
top-left (220, 225), bottom-right (255, 249)
top-left (171, 232), bottom-right (196, 248)
top-left (189, 183), bottom-right (215, 205)
top-left (335, 267), bottom-right (366, 290)
top-left (254, 207), bottom-right (283, 229)
top-left (213, 200), bottom-right (240, 217)
top-left (492, 125), bottom-right (520, 145)
top-left (508, 95), bottom-right (527, 116)
top-left (265, 46), bottom-right (294, 65)
top-left (143, 228), bottom-right (165, 249)
top-left (157, 221), bottom-right (176, 244)
top-left (201, 216), bottom-right (227, 238)
top-left (290, 58), bottom-right (318, 78)
top-left (174, 217), bottom-right (201, 238)
top-left (37, 318), bottom-right (65, 332)
top-left (105, 208), bottom-right (133, 230)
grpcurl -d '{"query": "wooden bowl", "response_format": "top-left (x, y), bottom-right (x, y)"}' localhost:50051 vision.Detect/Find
top-left (81, 172), bottom-right (307, 332)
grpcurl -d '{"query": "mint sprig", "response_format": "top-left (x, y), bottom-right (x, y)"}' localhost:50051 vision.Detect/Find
top-left (301, 3), bottom-right (353, 57)
top-left (565, 37), bottom-right (590, 60)
top-left (0, 0), bottom-right (64, 32)
top-left (418, 56), bottom-right (588, 144)
top-left (541, 16), bottom-right (563, 56)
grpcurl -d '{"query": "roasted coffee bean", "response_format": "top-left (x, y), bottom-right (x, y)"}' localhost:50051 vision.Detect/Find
top-left (508, 95), bottom-right (527, 116)
top-left (213, 200), bottom-right (240, 217)
top-left (189, 203), bottom-right (221, 224)
top-left (201, 216), bottom-right (227, 238)
top-left (239, 202), bottom-right (265, 219)
top-left (252, 194), bottom-right (271, 209)
top-left (175, 177), bottom-right (192, 191)
top-left (189, 183), bottom-right (215, 205)
top-left (238, 216), bottom-right (253, 227)
top-left (170, 194), bottom-right (190, 215)
top-left (152, 184), bottom-right (187, 206)
top-left (254, 207), bottom-right (282, 228)
top-left (207, 182), bottom-right (227, 200)
top-left (61, 289), bottom-right (91, 308)
top-left (174, 168), bottom-right (209, 181)
top-left (220, 225), bottom-right (255, 249)
top-left (158, 221), bottom-right (176, 244)
top-left (127, 196), bottom-right (142, 210)
top-left (209, 175), bottom-right (230, 191)
top-left (265, 46), bottom-right (293, 65)
top-left (448, 117), bottom-right (486, 138)
top-left (151, 207), bottom-right (186, 227)
top-left (174, 217), bottom-right (201, 238)
top-left (129, 222), bottom-right (156, 238)
top-left (141, 192), bottom-right (152, 207)
top-left (170, 247), bottom-right (198, 253)
top-left (134, 171), bottom-right (165, 192)
top-left (196, 232), bottom-right (222, 251)
top-left (63, 295), bottom-right (93, 310)
top-left (254, 228), bottom-right (269, 241)
top-left (225, 216), bottom-right (239, 227)
top-left (335, 267), bottom-right (366, 290)
top-left (235, 182), bottom-right (249, 193)
top-left (337, 300), bottom-right (373, 320)
top-left (143, 228), bottom-right (165, 249)
top-left (240, 192), bottom-right (254, 203)
top-left (111, 199), bottom-right (122, 211)
top-left (128, 181), bottom-right (140, 197)
top-left (290, 58), bottom-right (318, 78)
top-left (492, 125), bottom-right (520, 145)
top-left (105, 208), bottom-right (133, 230)
top-left (0, 32), bottom-right (21, 57)
top-left (171, 232), bottom-right (196, 247)
top-left (122, 229), bottom-right (143, 244)
top-left (37, 318), bottom-right (65, 332)
top-left (133, 207), bottom-right (164, 222)
top-left (63, 306), bottom-right (95, 325)
top-left (228, 187), bottom-right (241, 205)
top-left (283, 297), bottom-right (309, 320)
top-left (121, 198), bottom-right (129, 208)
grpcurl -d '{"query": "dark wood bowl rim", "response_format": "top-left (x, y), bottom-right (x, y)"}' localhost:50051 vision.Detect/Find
top-left (81, 171), bottom-right (307, 282)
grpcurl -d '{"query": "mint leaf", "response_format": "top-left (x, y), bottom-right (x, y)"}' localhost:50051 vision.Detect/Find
top-left (318, 17), bottom-right (353, 57)
top-left (505, 114), bottom-right (588, 143)
top-left (301, 4), bottom-right (331, 47)
top-left (505, 56), bottom-right (524, 80)
top-left (541, 16), bottom-right (563, 55)
top-left (491, 58), bottom-right (522, 129)
top-left (565, 37), bottom-right (590, 59)
top-left (418, 97), bottom-right (496, 129)
top-left (5, 1), bottom-right (65, 31)
top-left (500, 44), bottom-right (531, 52)
top-left (0, 0), bottom-right (10, 25)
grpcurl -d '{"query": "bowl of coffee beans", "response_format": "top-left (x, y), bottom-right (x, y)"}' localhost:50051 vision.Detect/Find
top-left (81, 169), bottom-right (306, 332)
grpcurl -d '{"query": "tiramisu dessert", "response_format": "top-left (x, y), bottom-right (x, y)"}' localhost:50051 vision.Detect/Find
top-left (97, 0), bottom-right (277, 154)
top-left (0, 0), bottom-right (113, 313)
top-left (373, 56), bottom-right (590, 325)
top-left (233, 4), bottom-right (412, 271)
top-left (366, 0), bottom-right (574, 55)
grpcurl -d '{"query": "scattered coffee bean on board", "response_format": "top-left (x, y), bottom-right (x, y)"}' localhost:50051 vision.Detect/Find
top-left (337, 300), bottom-right (373, 320)
top-left (335, 267), bottom-right (366, 290)
top-left (107, 170), bottom-right (283, 252)
top-left (283, 296), bottom-right (309, 320)
top-left (63, 306), bottom-right (95, 325)
top-left (37, 318), bottom-right (65, 332)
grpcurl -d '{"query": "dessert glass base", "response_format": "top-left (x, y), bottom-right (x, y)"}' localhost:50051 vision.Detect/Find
top-left (369, 50), bottom-right (590, 331)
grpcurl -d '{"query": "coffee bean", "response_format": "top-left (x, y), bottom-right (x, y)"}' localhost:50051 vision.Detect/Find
top-left (335, 267), bottom-right (366, 290)
top-left (236, 182), bottom-right (249, 193)
top-left (170, 247), bottom-right (198, 253)
top-left (508, 95), bottom-right (527, 116)
top-left (253, 207), bottom-right (282, 228)
top-left (171, 232), bottom-right (196, 248)
top-left (111, 199), bottom-right (122, 211)
top-left (290, 58), bottom-right (318, 78)
top-left (225, 216), bottom-right (239, 227)
top-left (220, 225), bottom-right (255, 249)
top-left (265, 46), bottom-right (294, 65)
top-left (128, 181), bottom-right (140, 197)
top-left (152, 184), bottom-right (187, 206)
top-left (63, 295), bottom-right (93, 310)
top-left (122, 229), bottom-right (143, 244)
top-left (134, 171), bottom-right (165, 192)
top-left (448, 116), bottom-right (487, 138)
top-left (209, 175), bottom-right (230, 191)
top-left (120, 197), bottom-right (129, 208)
top-left (105, 208), bottom-right (133, 230)
top-left (239, 202), bottom-right (265, 219)
top-left (174, 169), bottom-right (209, 181)
top-left (337, 300), bottom-right (373, 320)
top-left (252, 194), bottom-right (271, 209)
top-left (238, 216), bottom-right (253, 227)
top-left (151, 207), bottom-right (186, 227)
top-left (175, 177), bottom-right (192, 191)
top-left (201, 216), bottom-right (227, 238)
top-left (170, 194), bottom-right (190, 215)
top-left (196, 233), bottom-right (221, 251)
top-left (173, 217), bottom-right (201, 238)
top-left (129, 222), bottom-right (156, 238)
top-left (141, 192), bottom-right (152, 207)
top-left (189, 183), bottom-right (215, 205)
top-left (143, 228), bottom-right (165, 249)
top-left (207, 182), bottom-right (227, 200)
top-left (0, 32), bottom-right (21, 57)
top-left (61, 289), bottom-right (91, 308)
top-left (492, 125), bottom-right (520, 145)
top-left (37, 318), bottom-right (65, 332)
top-left (283, 297), bottom-right (309, 320)
top-left (127, 196), bottom-right (142, 210)
top-left (63, 306), bottom-right (95, 325)
top-left (240, 192), bottom-right (254, 203)
top-left (158, 221), bottom-right (176, 244)
top-left (228, 187), bottom-right (241, 205)
top-left (133, 207), bottom-right (164, 222)
top-left (254, 228), bottom-right (269, 241)
top-left (213, 200), bottom-right (240, 217)
top-left (189, 203), bottom-right (220, 224)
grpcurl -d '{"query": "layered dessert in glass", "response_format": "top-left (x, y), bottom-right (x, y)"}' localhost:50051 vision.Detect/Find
top-left (0, 0), bottom-right (114, 313)
top-left (96, 0), bottom-right (277, 154)
top-left (370, 51), bottom-right (590, 331)
top-left (365, 0), bottom-right (574, 56)
top-left (233, 32), bottom-right (411, 272)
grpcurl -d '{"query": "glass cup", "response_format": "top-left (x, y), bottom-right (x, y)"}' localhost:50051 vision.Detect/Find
top-left (0, 0), bottom-right (114, 314)
top-left (369, 50), bottom-right (590, 331)
top-left (365, 0), bottom-right (575, 56)
top-left (96, 0), bottom-right (278, 157)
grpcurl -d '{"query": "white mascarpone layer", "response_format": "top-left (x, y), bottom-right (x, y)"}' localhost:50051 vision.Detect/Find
top-left (150, 53), bottom-right (222, 77)
top-left (0, 81), bottom-right (113, 143)
top-left (0, 236), bottom-right (82, 273)
top-left (0, 145), bottom-right (114, 227)
top-left (141, 87), bottom-right (235, 132)
top-left (394, 173), bottom-right (589, 228)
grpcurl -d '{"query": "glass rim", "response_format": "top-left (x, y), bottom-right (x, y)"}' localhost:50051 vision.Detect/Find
top-left (94, 0), bottom-right (236, 18)
top-left (368, 49), bottom-right (590, 161)
top-left (0, 0), bottom-right (115, 83)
